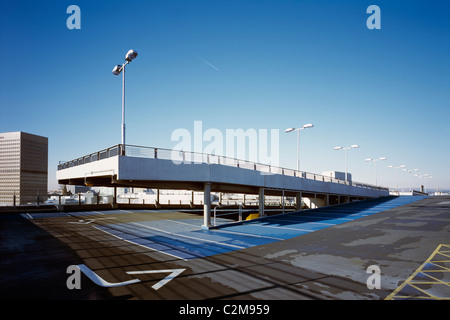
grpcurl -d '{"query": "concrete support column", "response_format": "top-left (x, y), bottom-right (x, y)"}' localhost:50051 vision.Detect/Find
top-left (259, 187), bottom-right (265, 217)
top-left (326, 194), bottom-right (330, 206)
top-left (296, 192), bottom-right (302, 211)
top-left (156, 188), bottom-right (160, 208)
top-left (113, 187), bottom-right (117, 208)
top-left (202, 183), bottom-right (212, 229)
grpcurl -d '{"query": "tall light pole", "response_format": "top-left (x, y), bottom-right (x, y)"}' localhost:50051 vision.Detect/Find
top-left (285, 123), bottom-right (314, 172)
top-left (424, 175), bottom-right (432, 193)
top-left (401, 168), bottom-right (419, 191)
top-left (417, 174), bottom-right (432, 193)
top-left (365, 157), bottom-right (387, 186)
top-left (388, 164), bottom-right (406, 192)
top-left (112, 49), bottom-right (138, 148)
top-left (334, 144), bottom-right (359, 182)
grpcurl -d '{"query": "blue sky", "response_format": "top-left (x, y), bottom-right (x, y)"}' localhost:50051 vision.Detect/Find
top-left (1, 0), bottom-right (449, 191)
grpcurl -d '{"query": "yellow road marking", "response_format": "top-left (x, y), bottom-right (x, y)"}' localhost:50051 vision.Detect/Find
top-left (385, 244), bottom-right (450, 300)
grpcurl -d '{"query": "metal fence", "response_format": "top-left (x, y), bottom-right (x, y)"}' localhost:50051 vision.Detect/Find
top-left (58, 144), bottom-right (389, 192)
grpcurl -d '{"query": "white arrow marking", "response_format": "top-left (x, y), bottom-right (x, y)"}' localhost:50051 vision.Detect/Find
top-left (68, 217), bottom-right (116, 224)
top-left (77, 264), bottom-right (141, 287)
top-left (126, 269), bottom-right (186, 290)
top-left (76, 265), bottom-right (186, 290)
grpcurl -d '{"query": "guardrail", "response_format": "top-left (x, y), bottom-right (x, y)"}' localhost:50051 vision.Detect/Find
top-left (214, 204), bottom-right (243, 226)
top-left (58, 144), bottom-right (389, 192)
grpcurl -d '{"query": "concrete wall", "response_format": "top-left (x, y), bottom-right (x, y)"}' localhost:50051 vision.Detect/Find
top-left (57, 155), bottom-right (389, 198)
top-left (117, 156), bottom-right (388, 198)
top-left (56, 156), bottom-right (119, 181)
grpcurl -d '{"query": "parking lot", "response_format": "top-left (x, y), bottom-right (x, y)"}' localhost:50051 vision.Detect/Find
top-left (1, 196), bottom-right (448, 300)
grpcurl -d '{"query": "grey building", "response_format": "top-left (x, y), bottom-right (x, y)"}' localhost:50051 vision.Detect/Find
top-left (0, 132), bottom-right (48, 205)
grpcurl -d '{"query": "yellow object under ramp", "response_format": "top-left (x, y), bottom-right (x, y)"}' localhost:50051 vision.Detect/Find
top-left (246, 213), bottom-right (260, 220)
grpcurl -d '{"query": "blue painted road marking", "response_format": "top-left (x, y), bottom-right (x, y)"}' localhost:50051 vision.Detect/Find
top-left (92, 196), bottom-right (427, 260)
top-left (22, 196), bottom-right (427, 260)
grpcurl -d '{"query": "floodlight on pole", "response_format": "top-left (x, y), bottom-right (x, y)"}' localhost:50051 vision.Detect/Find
top-left (112, 65), bottom-right (122, 76)
top-left (388, 164), bottom-right (406, 191)
top-left (333, 144), bottom-right (359, 182)
top-left (112, 49), bottom-right (138, 149)
top-left (125, 49), bottom-right (138, 61)
top-left (417, 174), bottom-right (432, 193)
top-left (402, 168), bottom-right (419, 191)
top-left (285, 123), bottom-right (314, 171)
top-left (365, 157), bottom-right (387, 186)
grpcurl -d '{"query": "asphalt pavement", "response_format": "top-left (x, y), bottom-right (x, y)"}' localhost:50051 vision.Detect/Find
top-left (1, 196), bottom-right (448, 301)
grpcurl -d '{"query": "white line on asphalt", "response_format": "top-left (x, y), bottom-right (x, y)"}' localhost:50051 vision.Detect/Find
top-left (92, 225), bottom-right (188, 261)
top-left (131, 222), bottom-right (246, 249)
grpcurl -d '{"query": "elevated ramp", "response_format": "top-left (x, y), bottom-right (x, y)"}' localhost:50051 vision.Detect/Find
top-left (57, 144), bottom-right (390, 228)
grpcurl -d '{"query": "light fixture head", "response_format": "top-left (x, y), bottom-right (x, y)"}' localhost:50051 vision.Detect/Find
top-left (285, 127), bottom-right (296, 133)
top-left (365, 158), bottom-right (373, 162)
top-left (350, 144), bottom-right (359, 149)
top-left (379, 157), bottom-right (387, 161)
top-left (112, 65), bottom-right (122, 76)
top-left (302, 123), bottom-right (314, 129)
top-left (125, 49), bottom-right (138, 61)
top-left (334, 146), bottom-right (343, 150)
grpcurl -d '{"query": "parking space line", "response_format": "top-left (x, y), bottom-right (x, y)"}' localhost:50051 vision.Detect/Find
top-left (249, 223), bottom-right (313, 233)
top-left (91, 211), bottom-right (106, 215)
top-left (293, 213), bottom-right (353, 221)
top-left (92, 225), bottom-right (190, 261)
top-left (120, 210), bottom-right (135, 214)
top-left (214, 228), bottom-right (285, 241)
top-left (268, 217), bottom-right (334, 226)
top-left (131, 222), bottom-right (246, 250)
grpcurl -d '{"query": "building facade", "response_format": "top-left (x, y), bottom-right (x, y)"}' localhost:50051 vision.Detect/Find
top-left (0, 132), bottom-right (48, 205)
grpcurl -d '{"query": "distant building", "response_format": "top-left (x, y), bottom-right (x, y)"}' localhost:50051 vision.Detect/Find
top-left (0, 132), bottom-right (48, 205)
top-left (66, 185), bottom-right (91, 195)
top-left (322, 171), bottom-right (352, 182)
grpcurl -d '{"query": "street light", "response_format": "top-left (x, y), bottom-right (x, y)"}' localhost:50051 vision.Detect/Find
top-left (388, 164), bottom-right (406, 192)
top-left (285, 123), bottom-right (314, 171)
top-left (401, 168), bottom-right (419, 191)
top-left (365, 157), bottom-right (387, 186)
top-left (333, 144), bottom-right (359, 182)
top-left (417, 174), bottom-right (432, 193)
top-left (112, 49), bottom-right (138, 148)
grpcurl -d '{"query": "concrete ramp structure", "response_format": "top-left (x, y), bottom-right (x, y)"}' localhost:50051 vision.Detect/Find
top-left (57, 144), bottom-right (389, 228)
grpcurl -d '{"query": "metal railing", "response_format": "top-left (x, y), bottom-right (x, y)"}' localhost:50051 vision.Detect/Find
top-left (58, 144), bottom-right (389, 192)
top-left (214, 204), bottom-right (243, 226)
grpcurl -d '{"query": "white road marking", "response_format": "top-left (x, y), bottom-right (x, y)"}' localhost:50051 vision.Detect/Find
top-left (77, 264), bottom-right (140, 287)
top-left (131, 222), bottom-right (246, 249)
top-left (76, 265), bottom-right (185, 290)
top-left (92, 225), bottom-right (188, 261)
top-left (126, 269), bottom-right (186, 290)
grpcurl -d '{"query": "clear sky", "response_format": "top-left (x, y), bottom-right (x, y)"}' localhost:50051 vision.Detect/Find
top-left (1, 0), bottom-right (449, 191)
